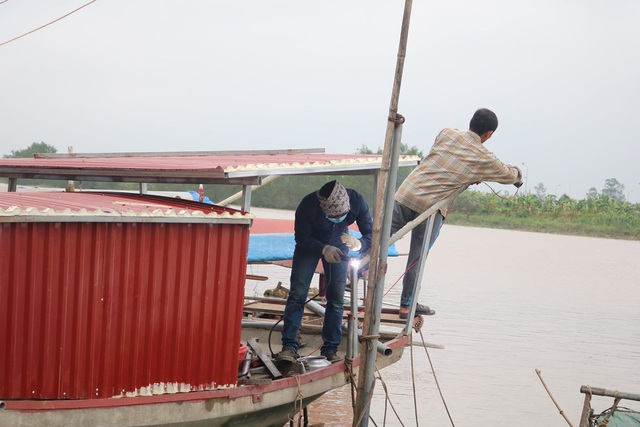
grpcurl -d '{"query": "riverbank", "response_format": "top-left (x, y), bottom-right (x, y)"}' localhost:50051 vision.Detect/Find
top-left (248, 207), bottom-right (640, 241)
top-left (445, 212), bottom-right (640, 241)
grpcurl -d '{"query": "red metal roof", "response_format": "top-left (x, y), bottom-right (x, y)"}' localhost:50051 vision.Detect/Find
top-left (0, 192), bottom-right (252, 224)
top-left (0, 150), bottom-right (420, 185)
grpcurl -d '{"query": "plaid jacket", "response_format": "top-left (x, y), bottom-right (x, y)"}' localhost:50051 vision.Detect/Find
top-left (395, 128), bottom-right (521, 217)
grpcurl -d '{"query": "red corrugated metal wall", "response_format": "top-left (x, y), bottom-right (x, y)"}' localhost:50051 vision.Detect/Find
top-left (0, 221), bottom-right (249, 399)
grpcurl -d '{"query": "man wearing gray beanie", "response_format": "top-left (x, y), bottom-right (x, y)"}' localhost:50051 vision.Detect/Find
top-left (277, 180), bottom-right (372, 364)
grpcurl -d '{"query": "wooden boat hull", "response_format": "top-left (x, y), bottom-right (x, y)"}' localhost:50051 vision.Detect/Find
top-left (1, 325), bottom-right (408, 427)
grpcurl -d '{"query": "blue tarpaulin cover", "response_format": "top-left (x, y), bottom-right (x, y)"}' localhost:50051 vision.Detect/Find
top-left (248, 230), bottom-right (398, 262)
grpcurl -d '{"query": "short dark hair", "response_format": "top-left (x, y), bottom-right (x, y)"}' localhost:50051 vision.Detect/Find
top-left (469, 108), bottom-right (498, 136)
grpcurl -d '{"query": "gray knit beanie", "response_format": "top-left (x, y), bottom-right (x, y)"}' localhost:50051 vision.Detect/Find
top-left (317, 180), bottom-right (350, 217)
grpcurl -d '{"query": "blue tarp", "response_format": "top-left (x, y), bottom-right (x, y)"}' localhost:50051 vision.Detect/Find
top-left (187, 190), bottom-right (214, 205)
top-left (248, 230), bottom-right (398, 262)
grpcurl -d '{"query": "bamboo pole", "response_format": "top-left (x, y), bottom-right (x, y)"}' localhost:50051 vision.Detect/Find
top-left (578, 389), bottom-right (592, 427)
top-left (353, 1), bottom-right (413, 425)
top-left (535, 369), bottom-right (575, 427)
top-left (579, 386), bottom-right (640, 402)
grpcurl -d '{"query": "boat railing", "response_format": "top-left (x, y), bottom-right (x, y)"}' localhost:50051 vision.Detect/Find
top-left (579, 385), bottom-right (640, 427)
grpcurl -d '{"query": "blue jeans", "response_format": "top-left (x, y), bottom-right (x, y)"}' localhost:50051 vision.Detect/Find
top-left (281, 248), bottom-right (348, 356)
top-left (390, 201), bottom-right (444, 307)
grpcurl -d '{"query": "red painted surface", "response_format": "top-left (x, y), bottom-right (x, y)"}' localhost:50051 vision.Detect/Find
top-left (3, 333), bottom-right (410, 410)
top-left (0, 191), bottom-right (244, 216)
top-left (250, 217), bottom-right (361, 234)
top-left (0, 153), bottom-right (383, 173)
top-left (0, 193), bottom-right (251, 399)
top-left (250, 218), bottom-right (295, 234)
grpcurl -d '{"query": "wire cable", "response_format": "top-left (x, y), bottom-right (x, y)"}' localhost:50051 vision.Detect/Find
top-left (483, 182), bottom-right (521, 201)
top-left (419, 329), bottom-right (457, 426)
top-left (0, 0), bottom-right (97, 48)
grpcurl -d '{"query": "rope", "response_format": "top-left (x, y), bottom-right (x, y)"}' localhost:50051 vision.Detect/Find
top-left (420, 329), bottom-right (457, 426)
top-left (288, 375), bottom-right (305, 426)
top-left (601, 394), bottom-right (622, 426)
top-left (389, 114), bottom-right (406, 124)
top-left (355, 368), bottom-right (407, 427)
top-left (374, 366), bottom-right (407, 427)
top-left (358, 334), bottom-right (380, 343)
top-left (383, 259), bottom-right (418, 298)
top-left (0, 0), bottom-right (98, 48)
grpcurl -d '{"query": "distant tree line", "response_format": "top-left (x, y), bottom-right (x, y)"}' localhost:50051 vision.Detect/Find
top-left (2, 142), bottom-right (57, 159)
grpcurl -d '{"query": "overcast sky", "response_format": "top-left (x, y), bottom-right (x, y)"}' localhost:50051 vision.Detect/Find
top-left (1, 1), bottom-right (639, 202)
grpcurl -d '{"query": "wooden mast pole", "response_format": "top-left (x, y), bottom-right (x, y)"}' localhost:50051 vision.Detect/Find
top-left (353, 1), bottom-right (414, 425)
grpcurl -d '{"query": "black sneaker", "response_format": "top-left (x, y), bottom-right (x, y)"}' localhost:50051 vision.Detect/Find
top-left (323, 353), bottom-right (343, 364)
top-left (276, 348), bottom-right (299, 363)
top-left (399, 303), bottom-right (435, 319)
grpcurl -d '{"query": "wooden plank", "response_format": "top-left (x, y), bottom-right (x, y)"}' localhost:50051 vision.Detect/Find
top-left (243, 300), bottom-right (409, 325)
top-left (247, 338), bottom-right (282, 379)
top-left (243, 302), bottom-right (317, 317)
top-left (245, 274), bottom-right (269, 281)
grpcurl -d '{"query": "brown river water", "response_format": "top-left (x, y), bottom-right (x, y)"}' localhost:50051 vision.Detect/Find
top-left (245, 208), bottom-right (640, 426)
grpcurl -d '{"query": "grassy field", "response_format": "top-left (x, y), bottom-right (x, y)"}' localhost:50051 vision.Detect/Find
top-left (445, 212), bottom-right (640, 240)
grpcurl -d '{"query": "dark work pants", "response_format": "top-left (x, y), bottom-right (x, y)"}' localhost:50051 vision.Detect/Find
top-left (390, 201), bottom-right (444, 307)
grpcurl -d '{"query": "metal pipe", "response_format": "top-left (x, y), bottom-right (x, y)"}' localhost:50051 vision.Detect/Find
top-left (357, 196), bottom-right (451, 268)
top-left (241, 304), bottom-right (392, 356)
top-left (241, 320), bottom-right (284, 330)
top-left (305, 299), bottom-right (392, 357)
top-left (237, 349), bottom-right (253, 378)
top-left (218, 175), bottom-right (280, 207)
top-left (404, 213), bottom-right (435, 336)
top-left (348, 262), bottom-right (359, 359)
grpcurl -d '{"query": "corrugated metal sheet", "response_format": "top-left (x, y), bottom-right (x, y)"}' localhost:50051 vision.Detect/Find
top-left (0, 193), bottom-right (250, 399)
top-left (0, 152), bottom-right (405, 172)
top-left (0, 151), bottom-right (420, 185)
top-left (0, 192), bottom-right (253, 224)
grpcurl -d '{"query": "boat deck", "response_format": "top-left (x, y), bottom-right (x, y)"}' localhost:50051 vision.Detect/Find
top-left (243, 298), bottom-right (410, 326)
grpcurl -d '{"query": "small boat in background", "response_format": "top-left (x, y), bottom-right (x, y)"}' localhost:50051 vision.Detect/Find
top-left (578, 386), bottom-right (640, 427)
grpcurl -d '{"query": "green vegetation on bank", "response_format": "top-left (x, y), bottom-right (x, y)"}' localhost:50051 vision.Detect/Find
top-left (447, 190), bottom-right (640, 240)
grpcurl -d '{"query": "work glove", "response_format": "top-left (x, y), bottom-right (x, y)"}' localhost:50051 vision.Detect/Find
top-left (322, 245), bottom-right (344, 263)
top-left (340, 233), bottom-right (362, 251)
